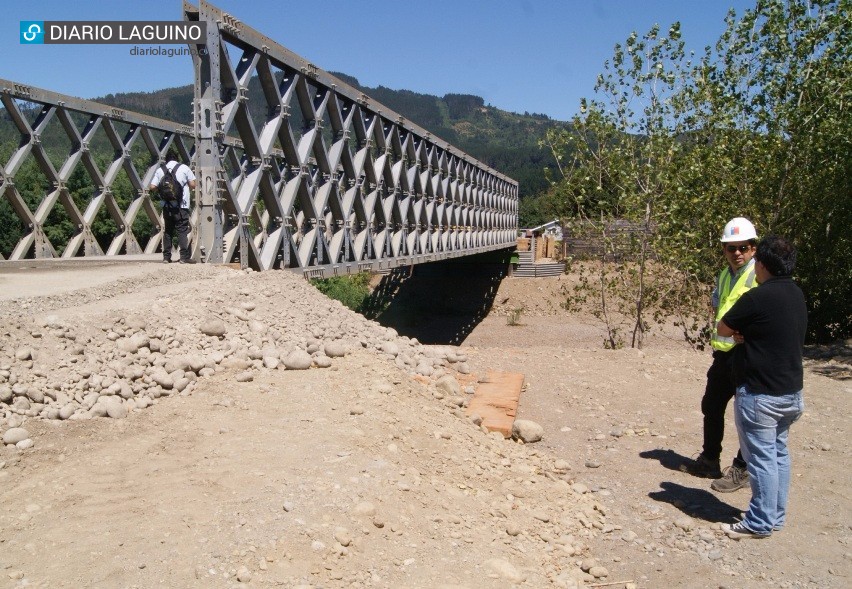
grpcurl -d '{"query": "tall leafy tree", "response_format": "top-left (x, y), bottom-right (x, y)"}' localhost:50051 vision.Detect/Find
top-left (701, 0), bottom-right (852, 341)
top-left (545, 23), bottom-right (702, 348)
top-left (546, 0), bottom-right (850, 345)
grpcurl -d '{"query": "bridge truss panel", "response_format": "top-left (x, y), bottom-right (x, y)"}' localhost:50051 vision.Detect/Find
top-left (0, 78), bottom-right (200, 261)
top-left (185, 0), bottom-right (519, 276)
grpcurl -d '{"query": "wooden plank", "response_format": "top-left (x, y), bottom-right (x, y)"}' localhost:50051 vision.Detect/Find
top-left (464, 371), bottom-right (525, 438)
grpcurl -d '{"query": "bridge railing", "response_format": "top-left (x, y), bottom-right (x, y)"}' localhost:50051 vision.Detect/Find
top-left (0, 1), bottom-right (518, 270)
top-left (0, 79), bottom-right (199, 260)
top-left (186, 0), bottom-right (518, 275)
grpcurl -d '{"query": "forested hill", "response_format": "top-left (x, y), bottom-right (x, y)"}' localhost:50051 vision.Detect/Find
top-left (93, 73), bottom-right (561, 199)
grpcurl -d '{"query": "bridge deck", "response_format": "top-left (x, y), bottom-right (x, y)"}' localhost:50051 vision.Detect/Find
top-left (0, 256), bottom-right (165, 301)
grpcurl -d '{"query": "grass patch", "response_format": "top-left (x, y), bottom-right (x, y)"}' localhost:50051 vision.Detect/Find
top-left (310, 273), bottom-right (373, 312)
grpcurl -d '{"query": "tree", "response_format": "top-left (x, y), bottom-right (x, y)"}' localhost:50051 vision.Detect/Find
top-left (545, 23), bottom-right (705, 348)
top-left (546, 0), bottom-right (851, 346)
top-left (699, 0), bottom-right (852, 341)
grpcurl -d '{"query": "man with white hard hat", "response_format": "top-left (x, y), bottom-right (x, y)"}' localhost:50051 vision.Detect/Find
top-left (681, 217), bottom-right (758, 493)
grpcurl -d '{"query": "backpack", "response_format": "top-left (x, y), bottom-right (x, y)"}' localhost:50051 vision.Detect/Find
top-left (158, 163), bottom-right (183, 204)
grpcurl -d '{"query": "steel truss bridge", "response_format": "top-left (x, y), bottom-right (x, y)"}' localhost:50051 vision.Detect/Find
top-left (0, 1), bottom-right (518, 276)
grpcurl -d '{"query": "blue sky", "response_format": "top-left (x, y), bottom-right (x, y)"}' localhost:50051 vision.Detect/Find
top-left (3, 0), bottom-right (755, 121)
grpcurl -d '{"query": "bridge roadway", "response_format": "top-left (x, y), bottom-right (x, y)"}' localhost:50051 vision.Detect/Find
top-left (0, 256), bottom-right (169, 301)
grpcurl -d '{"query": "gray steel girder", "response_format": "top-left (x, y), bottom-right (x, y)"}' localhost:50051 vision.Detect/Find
top-left (0, 78), bottom-right (199, 260)
top-left (183, 0), bottom-right (518, 274)
top-left (0, 1), bottom-right (518, 273)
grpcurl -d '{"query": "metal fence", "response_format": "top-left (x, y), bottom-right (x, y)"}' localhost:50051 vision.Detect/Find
top-left (563, 219), bottom-right (656, 261)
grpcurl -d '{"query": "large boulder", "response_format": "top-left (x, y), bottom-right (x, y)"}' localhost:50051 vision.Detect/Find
top-left (283, 350), bottom-right (312, 370)
top-left (3, 427), bottom-right (30, 445)
top-left (435, 375), bottom-right (461, 397)
top-left (199, 319), bottom-right (227, 337)
top-left (324, 341), bottom-right (348, 358)
top-left (512, 419), bottom-right (544, 443)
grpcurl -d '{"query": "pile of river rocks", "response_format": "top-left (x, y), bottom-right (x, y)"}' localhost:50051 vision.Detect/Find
top-left (0, 268), bottom-right (530, 449)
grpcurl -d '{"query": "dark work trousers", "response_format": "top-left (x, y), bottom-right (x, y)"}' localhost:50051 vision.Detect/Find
top-left (702, 350), bottom-right (746, 468)
top-left (163, 206), bottom-right (191, 262)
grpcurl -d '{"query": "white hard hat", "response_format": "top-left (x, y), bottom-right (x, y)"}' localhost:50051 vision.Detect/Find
top-left (720, 217), bottom-right (757, 242)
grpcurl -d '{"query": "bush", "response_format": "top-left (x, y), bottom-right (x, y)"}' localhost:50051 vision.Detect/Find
top-left (310, 273), bottom-right (373, 312)
top-left (506, 307), bottom-right (525, 326)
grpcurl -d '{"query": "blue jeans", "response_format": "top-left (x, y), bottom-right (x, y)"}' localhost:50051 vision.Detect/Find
top-left (734, 386), bottom-right (804, 534)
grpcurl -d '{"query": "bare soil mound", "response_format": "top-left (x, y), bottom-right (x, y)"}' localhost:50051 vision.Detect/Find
top-left (0, 265), bottom-right (848, 588)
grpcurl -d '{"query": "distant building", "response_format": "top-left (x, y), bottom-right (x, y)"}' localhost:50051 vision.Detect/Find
top-left (520, 219), bottom-right (562, 241)
top-left (517, 218), bottom-right (563, 263)
top-left (562, 219), bottom-right (655, 260)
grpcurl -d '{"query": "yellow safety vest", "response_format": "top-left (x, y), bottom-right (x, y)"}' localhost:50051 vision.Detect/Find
top-left (711, 261), bottom-right (757, 352)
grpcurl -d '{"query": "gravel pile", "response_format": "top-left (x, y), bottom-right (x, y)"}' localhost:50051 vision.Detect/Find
top-left (0, 265), bottom-right (779, 587)
top-left (0, 267), bottom-right (475, 435)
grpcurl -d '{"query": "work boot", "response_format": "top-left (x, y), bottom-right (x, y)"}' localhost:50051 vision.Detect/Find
top-left (679, 453), bottom-right (722, 478)
top-left (711, 464), bottom-right (750, 493)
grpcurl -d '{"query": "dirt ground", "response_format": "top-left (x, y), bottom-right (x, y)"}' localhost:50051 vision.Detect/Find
top-left (0, 263), bottom-right (849, 589)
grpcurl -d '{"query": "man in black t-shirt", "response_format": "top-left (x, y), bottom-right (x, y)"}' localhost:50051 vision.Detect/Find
top-left (717, 235), bottom-right (807, 540)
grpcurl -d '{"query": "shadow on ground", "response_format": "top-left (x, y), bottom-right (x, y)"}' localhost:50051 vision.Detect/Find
top-left (640, 448), bottom-right (693, 474)
top-left (362, 249), bottom-right (511, 345)
top-left (648, 481), bottom-right (741, 523)
top-left (641, 449), bottom-right (741, 523)
top-left (803, 342), bottom-right (852, 380)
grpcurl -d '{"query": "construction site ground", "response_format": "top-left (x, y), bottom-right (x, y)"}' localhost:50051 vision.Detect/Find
top-left (0, 260), bottom-right (849, 589)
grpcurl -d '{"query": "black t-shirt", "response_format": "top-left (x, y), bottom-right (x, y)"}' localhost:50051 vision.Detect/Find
top-left (721, 276), bottom-right (807, 394)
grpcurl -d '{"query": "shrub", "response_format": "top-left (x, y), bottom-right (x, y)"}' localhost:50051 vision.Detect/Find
top-left (310, 273), bottom-right (373, 312)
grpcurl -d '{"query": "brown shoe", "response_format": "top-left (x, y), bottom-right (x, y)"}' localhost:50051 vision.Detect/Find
top-left (711, 464), bottom-right (750, 493)
top-left (679, 454), bottom-right (722, 478)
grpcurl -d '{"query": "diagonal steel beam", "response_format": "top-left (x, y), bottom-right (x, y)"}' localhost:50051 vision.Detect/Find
top-left (184, 0), bottom-right (518, 275)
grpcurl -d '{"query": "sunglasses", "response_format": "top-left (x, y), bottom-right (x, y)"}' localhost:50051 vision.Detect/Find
top-left (725, 245), bottom-right (751, 253)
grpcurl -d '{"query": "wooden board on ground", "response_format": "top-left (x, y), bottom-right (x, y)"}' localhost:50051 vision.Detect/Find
top-left (464, 371), bottom-right (525, 438)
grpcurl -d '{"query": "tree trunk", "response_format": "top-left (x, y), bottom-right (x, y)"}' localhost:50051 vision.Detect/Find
top-left (632, 199), bottom-right (652, 349)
